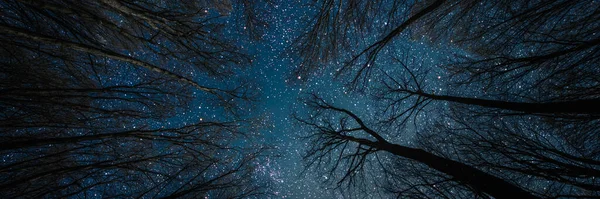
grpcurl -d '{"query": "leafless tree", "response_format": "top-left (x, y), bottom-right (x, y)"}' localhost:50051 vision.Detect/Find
top-left (318, 55), bottom-right (600, 198)
top-left (0, 0), bottom-right (265, 110)
top-left (295, 94), bottom-right (540, 198)
top-left (291, 0), bottom-right (446, 86)
top-left (410, 0), bottom-right (600, 97)
top-left (0, 121), bottom-right (268, 198)
top-left (293, 0), bottom-right (600, 96)
top-left (0, 0), bottom-right (270, 197)
top-left (293, 1), bottom-right (600, 197)
top-left (294, 52), bottom-right (599, 198)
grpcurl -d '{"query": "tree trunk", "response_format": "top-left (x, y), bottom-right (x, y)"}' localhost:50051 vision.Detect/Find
top-left (346, 136), bottom-right (540, 199)
top-left (415, 91), bottom-right (600, 115)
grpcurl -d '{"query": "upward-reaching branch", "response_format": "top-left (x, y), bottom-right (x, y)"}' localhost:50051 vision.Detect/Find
top-left (342, 0), bottom-right (445, 76)
top-left (308, 94), bottom-right (386, 142)
top-left (298, 96), bottom-right (540, 199)
top-left (0, 24), bottom-right (216, 94)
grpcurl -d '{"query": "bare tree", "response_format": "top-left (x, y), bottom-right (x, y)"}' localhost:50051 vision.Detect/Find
top-left (292, 0), bottom-right (600, 95)
top-left (0, 121), bottom-right (268, 198)
top-left (416, 109), bottom-right (600, 197)
top-left (410, 0), bottom-right (600, 97)
top-left (0, 0), bottom-right (265, 107)
top-left (293, 1), bottom-right (600, 198)
top-left (299, 55), bottom-right (599, 198)
top-left (295, 94), bottom-right (539, 199)
top-left (291, 0), bottom-right (447, 86)
top-left (0, 0), bottom-right (270, 197)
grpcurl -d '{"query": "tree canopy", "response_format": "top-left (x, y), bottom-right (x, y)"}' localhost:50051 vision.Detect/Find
top-left (1, 0), bottom-right (599, 198)
top-left (293, 0), bottom-right (600, 198)
top-left (0, 0), bottom-right (270, 198)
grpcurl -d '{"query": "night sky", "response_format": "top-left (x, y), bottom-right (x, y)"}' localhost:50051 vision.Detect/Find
top-left (0, 0), bottom-right (476, 198)
top-left (172, 1), bottom-right (405, 197)
top-left (200, 1), bottom-right (448, 198)
top-left (2, 0), bottom-right (599, 198)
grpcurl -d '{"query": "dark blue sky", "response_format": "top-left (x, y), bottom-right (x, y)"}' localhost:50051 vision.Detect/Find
top-left (183, 1), bottom-right (452, 197)
top-left (2, 0), bottom-right (598, 198)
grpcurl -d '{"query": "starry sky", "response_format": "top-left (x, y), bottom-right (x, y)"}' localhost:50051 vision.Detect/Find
top-left (3, 0), bottom-right (597, 198)
top-left (183, 1), bottom-right (451, 198)
top-left (150, 1), bottom-right (454, 197)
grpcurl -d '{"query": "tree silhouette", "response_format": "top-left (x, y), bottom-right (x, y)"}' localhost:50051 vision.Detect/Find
top-left (371, 56), bottom-right (600, 197)
top-left (0, 121), bottom-right (267, 198)
top-left (293, 0), bottom-right (600, 93)
top-left (296, 94), bottom-right (538, 199)
top-left (291, 0), bottom-right (446, 86)
top-left (0, 0), bottom-right (269, 197)
top-left (293, 0), bottom-right (600, 198)
top-left (410, 0), bottom-right (600, 99)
